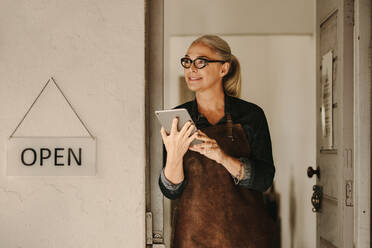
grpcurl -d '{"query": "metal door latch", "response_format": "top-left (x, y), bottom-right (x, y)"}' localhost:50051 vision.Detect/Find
top-left (146, 212), bottom-right (165, 246)
top-left (345, 180), bottom-right (353, 207)
top-left (311, 185), bottom-right (323, 212)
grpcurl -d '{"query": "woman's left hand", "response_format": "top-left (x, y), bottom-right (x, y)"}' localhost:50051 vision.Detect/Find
top-left (189, 130), bottom-right (226, 164)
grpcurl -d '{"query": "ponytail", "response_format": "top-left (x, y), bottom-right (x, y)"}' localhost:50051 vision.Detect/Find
top-left (223, 54), bottom-right (241, 97)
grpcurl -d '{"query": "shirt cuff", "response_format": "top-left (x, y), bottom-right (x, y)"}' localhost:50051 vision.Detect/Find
top-left (237, 157), bottom-right (255, 187)
top-left (160, 167), bottom-right (183, 191)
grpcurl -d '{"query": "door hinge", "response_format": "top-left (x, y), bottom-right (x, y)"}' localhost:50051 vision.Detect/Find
top-left (146, 212), bottom-right (153, 244)
top-left (153, 231), bottom-right (164, 244)
top-left (153, 245), bottom-right (166, 248)
top-left (146, 212), bottom-right (165, 245)
top-left (345, 180), bottom-right (353, 207)
top-left (345, 0), bottom-right (355, 26)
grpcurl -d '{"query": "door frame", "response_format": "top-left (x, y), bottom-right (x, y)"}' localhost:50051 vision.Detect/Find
top-left (145, 0), bottom-right (170, 247)
top-left (145, 0), bottom-right (371, 247)
top-left (353, 0), bottom-right (371, 246)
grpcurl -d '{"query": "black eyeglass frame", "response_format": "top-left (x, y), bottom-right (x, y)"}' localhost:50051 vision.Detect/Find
top-left (180, 57), bottom-right (227, 69)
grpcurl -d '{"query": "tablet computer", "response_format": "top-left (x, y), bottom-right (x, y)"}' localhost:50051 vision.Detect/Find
top-left (155, 108), bottom-right (203, 146)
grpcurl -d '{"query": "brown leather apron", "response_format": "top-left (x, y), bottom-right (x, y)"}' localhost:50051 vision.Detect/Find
top-left (172, 114), bottom-right (275, 248)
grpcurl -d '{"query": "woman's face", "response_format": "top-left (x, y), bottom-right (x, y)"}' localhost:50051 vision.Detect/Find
top-left (184, 43), bottom-right (229, 93)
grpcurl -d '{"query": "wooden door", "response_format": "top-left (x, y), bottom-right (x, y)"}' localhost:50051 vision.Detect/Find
top-left (314, 0), bottom-right (354, 247)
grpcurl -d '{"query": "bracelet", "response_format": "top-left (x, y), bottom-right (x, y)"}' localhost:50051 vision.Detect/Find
top-left (233, 162), bottom-right (243, 185)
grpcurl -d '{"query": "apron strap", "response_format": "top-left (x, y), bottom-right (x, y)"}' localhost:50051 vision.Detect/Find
top-left (226, 113), bottom-right (234, 141)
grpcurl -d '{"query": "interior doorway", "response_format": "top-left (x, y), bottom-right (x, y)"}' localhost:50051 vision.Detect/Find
top-left (145, 0), bottom-right (371, 247)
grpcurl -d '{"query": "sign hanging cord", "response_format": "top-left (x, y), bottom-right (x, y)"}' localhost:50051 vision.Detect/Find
top-left (10, 77), bottom-right (95, 139)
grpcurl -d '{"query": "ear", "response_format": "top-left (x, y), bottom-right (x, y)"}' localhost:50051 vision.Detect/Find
top-left (220, 62), bottom-right (230, 78)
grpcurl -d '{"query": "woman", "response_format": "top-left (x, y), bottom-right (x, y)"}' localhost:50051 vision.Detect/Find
top-left (158, 35), bottom-right (276, 248)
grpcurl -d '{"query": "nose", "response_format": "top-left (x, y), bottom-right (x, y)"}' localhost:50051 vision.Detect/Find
top-left (190, 62), bottom-right (198, 72)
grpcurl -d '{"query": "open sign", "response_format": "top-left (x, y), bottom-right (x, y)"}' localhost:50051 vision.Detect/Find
top-left (7, 137), bottom-right (96, 176)
top-left (21, 147), bottom-right (82, 166)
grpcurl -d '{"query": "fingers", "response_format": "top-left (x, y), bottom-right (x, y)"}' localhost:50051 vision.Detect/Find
top-left (203, 141), bottom-right (218, 149)
top-left (160, 127), bottom-right (168, 140)
top-left (170, 117), bottom-right (179, 134)
top-left (195, 131), bottom-right (215, 143)
top-left (194, 135), bottom-right (209, 142)
top-left (179, 120), bottom-right (193, 137)
top-left (197, 130), bottom-right (207, 136)
top-left (189, 140), bottom-right (218, 154)
top-left (184, 123), bottom-right (196, 138)
top-left (192, 140), bottom-right (217, 149)
top-left (187, 131), bottom-right (199, 145)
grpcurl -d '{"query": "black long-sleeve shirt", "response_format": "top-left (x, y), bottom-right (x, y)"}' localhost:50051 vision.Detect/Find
top-left (158, 93), bottom-right (275, 200)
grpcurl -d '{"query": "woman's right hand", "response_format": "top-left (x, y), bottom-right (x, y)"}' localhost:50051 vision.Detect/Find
top-left (160, 117), bottom-right (198, 166)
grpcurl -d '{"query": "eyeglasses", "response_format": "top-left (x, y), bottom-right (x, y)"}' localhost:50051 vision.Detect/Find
top-left (180, 57), bottom-right (226, 69)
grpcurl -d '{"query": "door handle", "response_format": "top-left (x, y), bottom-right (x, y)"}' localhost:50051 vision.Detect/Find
top-left (307, 166), bottom-right (320, 178)
top-left (311, 185), bottom-right (322, 212)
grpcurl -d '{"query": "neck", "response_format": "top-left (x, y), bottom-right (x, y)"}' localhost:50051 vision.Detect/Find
top-left (195, 86), bottom-right (225, 113)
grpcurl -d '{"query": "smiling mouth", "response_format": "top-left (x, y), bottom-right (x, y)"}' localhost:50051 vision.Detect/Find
top-left (189, 77), bottom-right (202, 81)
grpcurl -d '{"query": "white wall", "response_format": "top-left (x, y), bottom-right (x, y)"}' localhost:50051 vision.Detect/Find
top-left (262, 36), bottom-right (316, 247)
top-left (164, 0), bottom-right (315, 110)
top-left (165, 0), bottom-right (314, 35)
top-left (0, 1), bottom-right (145, 247)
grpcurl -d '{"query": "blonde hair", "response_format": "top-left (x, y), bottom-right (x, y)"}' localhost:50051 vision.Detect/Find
top-left (190, 35), bottom-right (241, 97)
